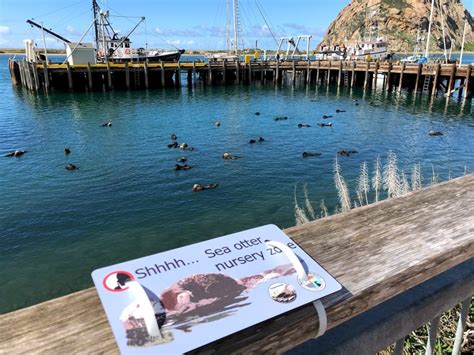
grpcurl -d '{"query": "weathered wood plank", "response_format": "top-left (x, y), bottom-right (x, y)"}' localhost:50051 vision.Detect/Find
top-left (1, 175), bottom-right (473, 354)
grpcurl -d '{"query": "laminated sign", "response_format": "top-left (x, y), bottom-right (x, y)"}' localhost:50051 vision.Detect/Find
top-left (92, 224), bottom-right (342, 353)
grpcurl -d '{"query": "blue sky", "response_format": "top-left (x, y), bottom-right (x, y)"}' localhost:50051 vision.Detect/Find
top-left (0, 0), bottom-right (473, 50)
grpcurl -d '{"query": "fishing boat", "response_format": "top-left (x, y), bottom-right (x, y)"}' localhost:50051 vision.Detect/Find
top-left (25, 0), bottom-right (184, 64)
top-left (91, 0), bottom-right (184, 63)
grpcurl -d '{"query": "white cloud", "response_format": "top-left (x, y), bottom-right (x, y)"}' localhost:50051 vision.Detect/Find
top-left (65, 25), bottom-right (81, 36)
top-left (0, 25), bottom-right (11, 34)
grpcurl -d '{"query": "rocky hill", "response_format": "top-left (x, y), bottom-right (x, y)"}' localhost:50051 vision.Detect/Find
top-left (321, 0), bottom-right (474, 53)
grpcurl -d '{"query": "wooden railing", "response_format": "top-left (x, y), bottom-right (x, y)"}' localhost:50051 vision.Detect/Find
top-left (0, 175), bottom-right (473, 354)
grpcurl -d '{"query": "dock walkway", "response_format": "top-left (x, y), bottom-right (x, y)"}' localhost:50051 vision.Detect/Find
top-left (1, 174), bottom-right (473, 353)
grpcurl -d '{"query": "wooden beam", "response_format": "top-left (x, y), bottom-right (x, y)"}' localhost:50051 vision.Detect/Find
top-left (364, 61), bottom-right (369, 89)
top-left (414, 63), bottom-right (422, 93)
top-left (175, 63), bottom-right (181, 88)
top-left (66, 62), bottom-right (73, 91)
top-left (316, 60), bottom-right (320, 85)
top-left (463, 64), bottom-right (472, 99)
top-left (398, 62), bottom-right (406, 93)
top-left (306, 59), bottom-right (311, 84)
top-left (160, 61), bottom-right (165, 87)
top-left (372, 60), bottom-right (379, 88)
top-left (292, 59), bottom-right (296, 85)
top-left (386, 62), bottom-right (392, 90)
top-left (124, 62), bottom-right (130, 90)
top-left (327, 61), bottom-right (331, 86)
top-left (144, 61), bottom-right (149, 89)
top-left (446, 63), bottom-right (456, 97)
top-left (236, 60), bottom-right (240, 84)
top-left (87, 62), bottom-right (93, 90)
top-left (351, 61), bottom-right (356, 88)
top-left (222, 60), bottom-right (227, 85)
top-left (431, 63), bottom-right (441, 97)
top-left (106, 62), bottom-right (112, 90)
top-left (337, 61), bottom-right (343, 87)
top-left (31, 62), bottom-right (40, 92)
top-left (1, 175), bottom-right (473, 354)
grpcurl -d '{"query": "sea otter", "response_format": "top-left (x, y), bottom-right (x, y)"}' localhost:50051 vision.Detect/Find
top-left (336, 109), bottom-right (346, 113)
top-left (64, 148), bottom-right (71, 155)
top-left (214, 121), bottom-right (221, 127)
top-left (298, 123), bottom-right (311, 128)
top-left (5, 150), bottom-right (27, 157)
top-left (174, 164), bottom-right (192, 171)
top-left (274, 116), bottom-right (288, 121)
top-left (429, 130), bottom-right (443, 136)
top-left (192, 183), bottom-right (219, 192)
top-left (318, 122), bottom-right (333, 127)
top-left (101, 121), bottom-right (112, 127)
top-left (322, 115), bottom-right (333, 119)
top-left (302, 151), bottom-right (322, 157)
top-left (337, 150), bottom-right (358, 156)
top-left (65, 163), bottom-right (78, 170)
top-left (223, 152), bottom-right (241, 160)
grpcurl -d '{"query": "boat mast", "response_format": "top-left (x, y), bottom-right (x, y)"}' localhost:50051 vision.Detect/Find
top-left (226, 0), bottom-right (231, 52)
top-left (92, 0), bottom-right (100, 51)
top-left (424, 0), bottom-right (435, 58)
top-left (233, 0), bottom-right (238, 54)
top-left (459, 16), bottom-right (468, 65)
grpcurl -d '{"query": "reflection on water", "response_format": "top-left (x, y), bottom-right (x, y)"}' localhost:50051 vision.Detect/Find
top-left (0, 56), bottom-right (473, 314)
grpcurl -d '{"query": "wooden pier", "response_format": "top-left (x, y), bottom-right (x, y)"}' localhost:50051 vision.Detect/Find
top-left (0, 174), bottom-right (473, 354)
top-left (9, 58), bottom-right (474, 98)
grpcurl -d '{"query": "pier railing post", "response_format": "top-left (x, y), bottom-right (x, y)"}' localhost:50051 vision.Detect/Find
top-left (192, 61), bottom-right (197, 86)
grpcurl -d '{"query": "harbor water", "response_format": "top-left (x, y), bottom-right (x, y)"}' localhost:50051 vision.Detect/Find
top-left (0, 54), bottom-right (473, 313)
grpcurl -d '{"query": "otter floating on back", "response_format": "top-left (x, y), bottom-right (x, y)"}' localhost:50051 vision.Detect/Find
top-left (318, 122), bottom-right (332, 127)
top-left (298, 123), bottom-right (311, 128)
top-left (192, 183), bottom-right (219, 192)
top-left (429, 130), bottom-right (443, 136)
top-left (249, 137), bottom-right (265, 144)
top-left (5, 150), bottom-right (27, 157)
top-left (101, 121), bottom-right (112, 127)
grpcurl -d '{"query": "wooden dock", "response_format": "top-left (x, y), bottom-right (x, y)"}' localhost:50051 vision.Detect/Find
top-left (9, 58), bottom-right (474, 98)
top-left (1, 174), bottom-right (473, 354)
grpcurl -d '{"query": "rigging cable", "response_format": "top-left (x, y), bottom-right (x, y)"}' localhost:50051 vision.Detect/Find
top-left (254, 0), bottom-right (279, 47)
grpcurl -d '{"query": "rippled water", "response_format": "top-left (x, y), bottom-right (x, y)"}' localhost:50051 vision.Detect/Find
top-left (0, 54), bottom-right (473, 313)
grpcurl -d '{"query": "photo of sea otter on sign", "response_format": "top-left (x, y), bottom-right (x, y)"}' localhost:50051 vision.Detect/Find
top-left (120, 263), bottom-right (296, 346)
